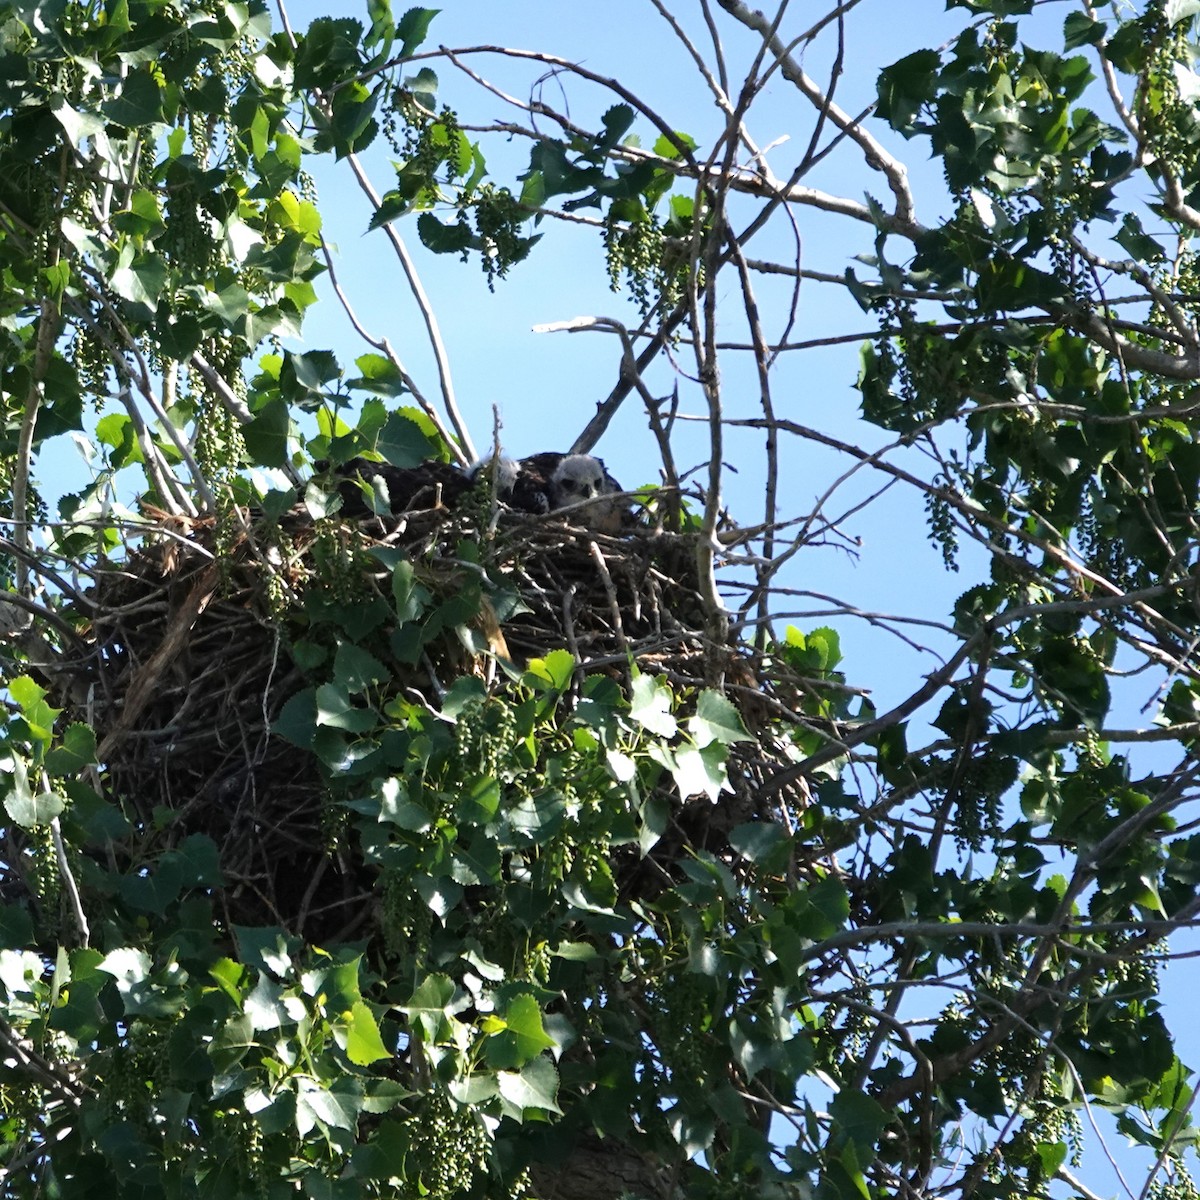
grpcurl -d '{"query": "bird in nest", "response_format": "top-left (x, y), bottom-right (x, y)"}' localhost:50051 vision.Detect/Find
top-left (332, 451), bottom-right (629, 533)
top-left (469, 452), bottom-right (627, 534)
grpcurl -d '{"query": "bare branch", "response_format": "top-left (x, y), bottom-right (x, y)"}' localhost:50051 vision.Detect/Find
top-left (316, 232), bottom-right (469, 464)
top-left (715, 0), bottom-right (916, 229)
top-left (341, 150), bottom-right (477, 461)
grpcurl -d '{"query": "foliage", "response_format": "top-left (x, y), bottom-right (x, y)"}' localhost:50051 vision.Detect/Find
top-left (3, 1), bottom-right (1200, 1199)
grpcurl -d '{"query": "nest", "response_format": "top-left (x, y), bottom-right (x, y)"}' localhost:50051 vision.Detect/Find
top-left (35, 487), bottom-right (816, 942)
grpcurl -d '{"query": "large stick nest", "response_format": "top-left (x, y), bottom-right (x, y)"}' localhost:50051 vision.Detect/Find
top-left (39, 479), bottom-right (820, 941)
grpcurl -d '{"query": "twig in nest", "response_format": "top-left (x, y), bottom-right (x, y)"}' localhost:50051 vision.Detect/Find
top-left (588, 541), bottom-right (633, 690)
top-left (297, 855), bottom-right (330, 932)
top-left (560, 582), bottom-right (582, 667)
top-left (58, 495), bottom-right (849, 937)
top-left (96, 564), bottom-right (220, 761)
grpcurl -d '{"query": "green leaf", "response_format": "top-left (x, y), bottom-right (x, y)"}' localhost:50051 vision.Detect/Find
top-left (296, 1077), bottom-right (362, 1135)
top-left (174, 834), bottom-right (223, 886)
top-left (629, 674), bottom-right (677, 738)
top-left (728, 821), bottom-right (787, 864)
top-left (442, 675), bottom-right (487, 718)
top-left (671, 743), bottom-right (728, 802)
top-left (111, 249), bottom-right (167, 310)
top-left (551, 941), bottom-right (599, 962)
top-left (810, 876), bottom-right (850, 931)
top-left (4, 765), bottom-right (65, 829)
top-left (234, 927), bottom-right (295, 978)
top-left (41, 259), bottom-right (70, 302)
top-left (1063, 12), bottom-right (1105, 48)
top-left (97, 946), bottom-right (151, 992)
top-left (668, 1106), bottom-right (716, 1157)
top-left (876, 49), bottom-right (941, 134)
top-left (333, 642), bottom-right (388, 694)
top-left (729, 1016), bottom-right (784, 1081)
top-left (364, 0), bottom-right (396, 56)
top-left (598, 104), bottom-right (635, 150)
top-left (0, 949), bottom-right (44, 997)
top-left (458, 775), bottom-right (501, 823)
top-left (1104, 20), bottom-right (1148, 72)
top-left (64, 779), bottom-right (129, 841)
top-left (101, 67), bottom-right (165, 127)
top-left (496, 1056), bottom-right (561, 1118)
top-left (417, 212), bottom-right (473, 255)
top-left (243, 398), bottom-right (291, 468)
top-left (244, 974), bottom-right (288, 1031)
top-left (9, 677), bottom-right (60, 743)
top-left (397, 7), bottom-right (440, 57)
top-left (485, 993), bottom-right (557, 1068)
top-left (415, 873), bottom-right (464, 919)
top-left (831, 1087), bottom-right (888, 1157)
top-left (377, 411), bottom-right (435, 466)
top-left (350, 354), bottom-right (408, 397)
top-left (200, 281), bottom-right (252, 329)
top-left (316, 683), bottom-right (379, 732)
top-left (342, 1000), bottom-right (393, 1065)
top-left (791, 625), bottom-right (841, 673)
top-left (368, 191), bottom-right (412, 230)
top-left (377, 776), bottom-right (431, 831)
top-left (121, 837), bottom-right (218, 915)
top-left (401, 973), bottom-right (457, 1043)
top-left (361, 1080), bottom-right (414, 1116)
top-left (274, 688), bottom-right (317, 748)
top-left (95, 412), bottom-right (144, 468)
top-left (0, 758), bottom-right (30, 825)
top-left (45, 722), bottom-right (98, 775)
top-left (392, 559), bottom-right (431, 622)
top-left (209, 958), bottom-right (247, 1002)
top-left (948, 0), bottom-right (1032, 13)
top-left (51, 97), bottom-right (107, 143)
top-left (1035, 1140), bottom-right (1068, 1176)
top-left (1115, 214), bottom-right (1164, 263)
top-left (523, 649), bottom-right (575, 692)
top-left (653, 130), bottom-right (697, 159)
top-left (406, 66), bottom-right (439, 106)
top-left (835, 1139), bottom-right (872, 1200)
top-left (9, 675), bottom-right (48, 713)
top-left (690, 690), bottom-right (751, 746)
top-left (0, 905), bottom-right (34, 950)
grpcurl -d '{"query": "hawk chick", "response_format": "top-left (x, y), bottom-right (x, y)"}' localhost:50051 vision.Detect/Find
top-left (471, 452), bottom-right (627, 533)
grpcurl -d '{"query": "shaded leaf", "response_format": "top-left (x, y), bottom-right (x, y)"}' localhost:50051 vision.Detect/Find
top-left (377, 411), bottom-right (435, 466)
top-left (397, 8), bottom-right (440, 58)
top-left (496, 1056), bottom-right (561, 1118)
top-left (45, 722), bottom-right (98, 775)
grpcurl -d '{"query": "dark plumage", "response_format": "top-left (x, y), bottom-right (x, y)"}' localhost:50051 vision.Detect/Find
top-left (471, 452), bottom-right (627, 532)
top-left (327, 451), bottom-right (629, 533)
top-left (329, 458), bottom-right (471, 517)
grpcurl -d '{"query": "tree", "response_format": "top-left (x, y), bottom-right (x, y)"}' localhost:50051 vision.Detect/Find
top-left (2, 0), bottom-right (1200, 1197)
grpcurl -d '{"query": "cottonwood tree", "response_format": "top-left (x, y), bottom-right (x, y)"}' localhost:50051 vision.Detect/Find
top-left (1, 1), bottom-right (1199, 1198)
